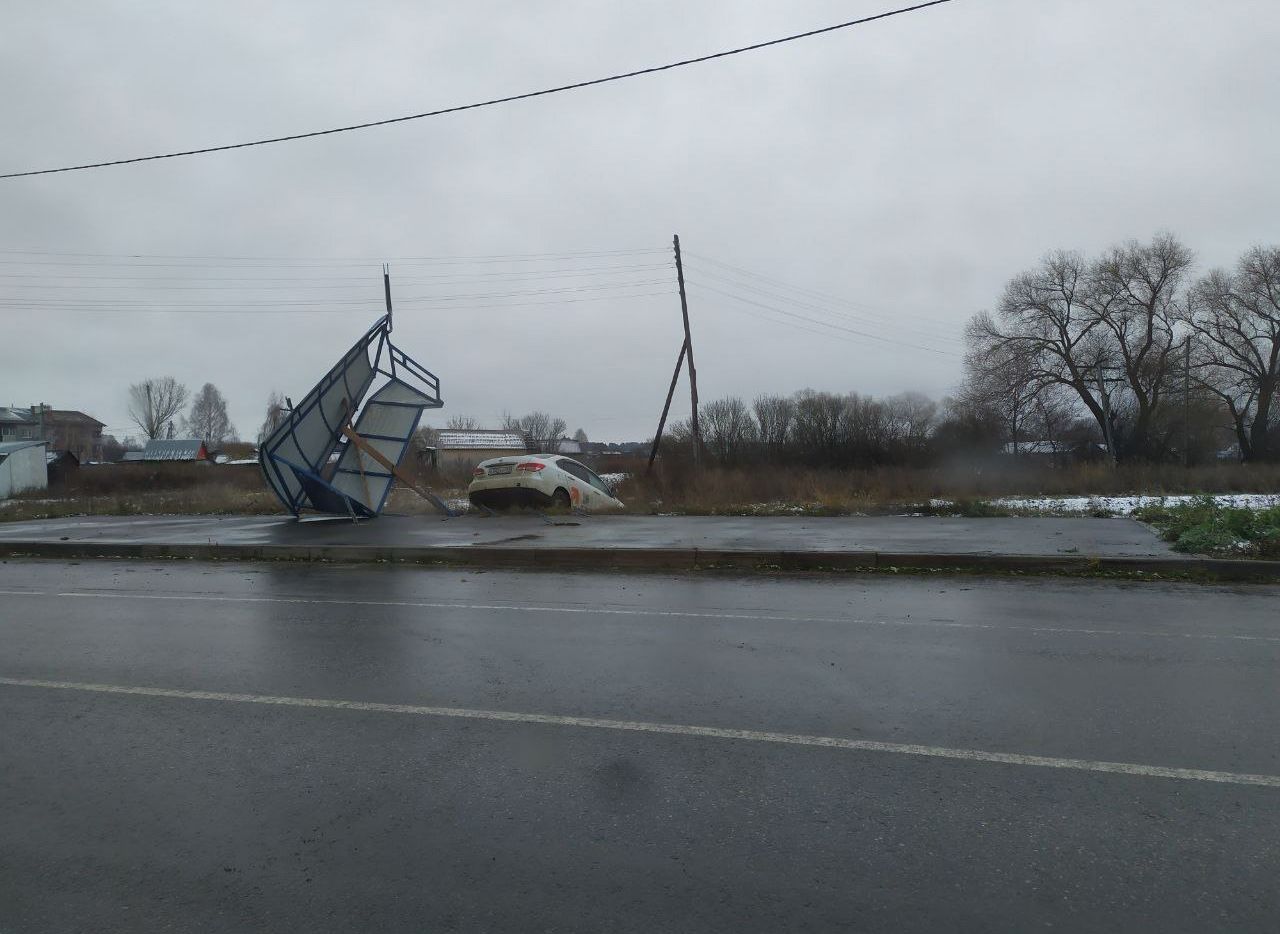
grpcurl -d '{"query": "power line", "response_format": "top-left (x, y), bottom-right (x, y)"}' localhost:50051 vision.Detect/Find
top-left (0, 1), bottom-right (956, 179)
top-left (0, 290), bottom-right (675, 315)
top-left (0, 247), bottom-right (666, 262)
top-left (0, 262), bottom-right (673, 289)
top-left (683, 249), bottom-right (959, 330)
top-left (682, 262), bottom-right (965, 347)
top-left (0, 253), bottom-right (669, 269)
top-left (0, 281), bottom-right (674, 305)
top-left (689, 281), bottom-right (959, 356)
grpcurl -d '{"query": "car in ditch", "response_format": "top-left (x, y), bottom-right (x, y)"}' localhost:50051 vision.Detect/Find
top-left (468, 455), bottom-right (624, 512)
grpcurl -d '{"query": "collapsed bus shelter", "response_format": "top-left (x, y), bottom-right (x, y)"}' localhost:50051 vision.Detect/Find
top-left (258, 314), bottom-right (447, 518)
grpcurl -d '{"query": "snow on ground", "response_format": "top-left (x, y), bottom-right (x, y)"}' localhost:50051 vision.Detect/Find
top-left (0, 498), bottom-right (62, 509)
top-left (598, 472), bottom-right (629, 486)
top-left (964, 493), bottom-right (1280, 515)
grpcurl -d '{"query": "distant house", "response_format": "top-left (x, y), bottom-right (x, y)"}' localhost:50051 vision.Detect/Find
top-left (0, 404), bottom-right (105, 461)
top-left (435, 429), bottom-right (531, 471)
top-left (0, 408), bottom-right (38, 443)
top-left (0, 440), bottom-right (48, 498)
top-left (45, 449), bottom-right (80, 485)
top-left (1003, 440), bottom-right (1108, 463)
top-left (137, 439), bottom-right (209, 462)
top-left (1002, 440), bottom-right (1068, 458)
top-left (554, 437), bottom-right (584, 455)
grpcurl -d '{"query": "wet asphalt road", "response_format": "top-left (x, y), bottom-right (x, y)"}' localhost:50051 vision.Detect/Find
top-left (1, 560), bottom-right (1278, 933)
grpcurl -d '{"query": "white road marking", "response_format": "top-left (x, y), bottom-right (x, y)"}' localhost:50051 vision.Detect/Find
top-left (0, 590), bottom-right (45, 596)
top-left (2, 675), bottom-right (1277, 788)
top-left (34, 589), bottom-right (1280, 644)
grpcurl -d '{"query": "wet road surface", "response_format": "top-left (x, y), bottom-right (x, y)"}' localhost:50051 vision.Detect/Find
top-left (1, 560), bottom-right (1277, 932)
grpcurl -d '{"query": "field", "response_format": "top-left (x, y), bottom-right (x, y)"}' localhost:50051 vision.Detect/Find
top-left (614, 460), bottom-right (1280, 518)
top-left (6, 458), bottom-right (1280, 524)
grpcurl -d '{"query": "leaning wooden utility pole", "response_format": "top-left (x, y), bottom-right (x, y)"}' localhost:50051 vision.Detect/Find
top-left (647, 340), bottom-right (688, 471)
top-left (673, 234), bottom-right (702, 466)
top-left (645, 234), bottom-right (704, 473)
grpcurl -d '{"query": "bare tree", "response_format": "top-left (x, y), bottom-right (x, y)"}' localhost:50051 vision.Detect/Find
top-left (753, 394), bottom-right (794, 458)
top-left (966, 234), bottom-right (1193, 461)
top-left (883, 391), bottom-right (937, 456)
top-left (1087, 234), bottom-right (1192, 458)
top-left (701, 397), bottom-right (756, 465)
top-left (791, 390), bottom-right (848, 465)
top-left (502, 411), bottom-right (567, 452)
top-left (100, 435), bottom-right (126, 463)
top-left (128, 377), bottom-right (189, 441)
top-left (1187, 246), bottom-right (1280, 461)
top-left (446, 415), bottom-right (481, 430)
top-left (841, 393), bottom-right (893, 465)
top-left (183, 383), bottom-right (237, 446)
top-left (257, 391), bottom-right (288, 445)
top-left (573, 427), bottom-right (589, 443)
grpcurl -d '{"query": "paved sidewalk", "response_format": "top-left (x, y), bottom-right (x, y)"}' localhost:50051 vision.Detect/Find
top-left (1, 513), bottom-right (1274, 578)
top-left (0, 513), bottom-right (1175, 557)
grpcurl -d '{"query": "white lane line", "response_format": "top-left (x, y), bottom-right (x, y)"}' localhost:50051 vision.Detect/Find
top-left (46, 590), bottom-right (1280, 644)
top-left (0, 590), bottom-right (46, 596)
top-left (2, 675), bottom-right (1277, 788)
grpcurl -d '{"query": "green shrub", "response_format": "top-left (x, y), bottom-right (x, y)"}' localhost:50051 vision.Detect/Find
top-left (1135, 497), bottom-right (1280, 558)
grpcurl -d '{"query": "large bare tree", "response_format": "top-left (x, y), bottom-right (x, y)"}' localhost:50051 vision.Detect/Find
top-left (1088, 234), bottom-right (1192, 458)
top-left (183, 383), bottom-right (237, 446)
top-left (1187, 245), bottom-right (1280, 460)
top-left (127, 377), bottom-right (189, 441)
top-left (966, 234), bottom-right (1194, 460)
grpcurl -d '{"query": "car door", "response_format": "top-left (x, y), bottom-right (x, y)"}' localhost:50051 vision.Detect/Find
top-left (555, 458), bottom-right (590, 507)
top-left (581, 466), bottom-right (618, 507)
top-left (558, 458), bottom-right (610, 509)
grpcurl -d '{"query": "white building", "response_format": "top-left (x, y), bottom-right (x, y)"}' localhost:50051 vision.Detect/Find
top-left (0, 440), bottom-right (48, 498)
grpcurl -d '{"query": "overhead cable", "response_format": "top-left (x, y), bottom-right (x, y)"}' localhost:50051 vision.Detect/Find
top-left (689, 281), bottom-right (959, 356)
top-left (0, 1), bottom-right (955, 178)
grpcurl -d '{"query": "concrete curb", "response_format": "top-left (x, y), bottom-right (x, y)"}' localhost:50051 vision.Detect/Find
top-left (1, 539), bottom-right (1277, 581)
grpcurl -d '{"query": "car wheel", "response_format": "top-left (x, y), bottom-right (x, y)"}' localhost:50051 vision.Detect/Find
top-left (551, 488), bottom-right (571, 512)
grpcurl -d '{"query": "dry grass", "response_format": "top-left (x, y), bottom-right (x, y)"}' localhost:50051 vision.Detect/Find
top-left (0, 464), bottom-right (277, 522)
top-left (615, 460), bottom-right (1280, 516)
top-left (5, 457), bottom-right (1280, 522)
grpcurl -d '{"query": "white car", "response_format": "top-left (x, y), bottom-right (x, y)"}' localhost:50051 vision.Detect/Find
top-left (468, 455), bottom-right (625, 512)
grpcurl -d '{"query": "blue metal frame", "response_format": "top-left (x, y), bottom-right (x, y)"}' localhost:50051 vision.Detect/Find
top-left (259, 315), bottom-right (443, 518)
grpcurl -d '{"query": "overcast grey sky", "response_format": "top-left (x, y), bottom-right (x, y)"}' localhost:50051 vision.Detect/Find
top-left (2, 0), bottom-right (1277, 442)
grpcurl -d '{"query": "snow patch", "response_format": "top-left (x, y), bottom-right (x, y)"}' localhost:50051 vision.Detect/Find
top-left (977, 493), bottom-right (1280, 515)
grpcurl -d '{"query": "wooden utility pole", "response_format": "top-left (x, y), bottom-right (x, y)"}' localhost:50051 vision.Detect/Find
top-left (383, 263), bottom-right (394, 331)
top-left (647, 340), bottom-right (688, 471)
top-left (645, 234), bottom-right (704, 472)
top-left (673, 234), bottom-right (702, 465)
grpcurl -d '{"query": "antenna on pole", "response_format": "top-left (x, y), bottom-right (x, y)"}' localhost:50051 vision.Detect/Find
top-left (383, 263), bottom-right (394, 332)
